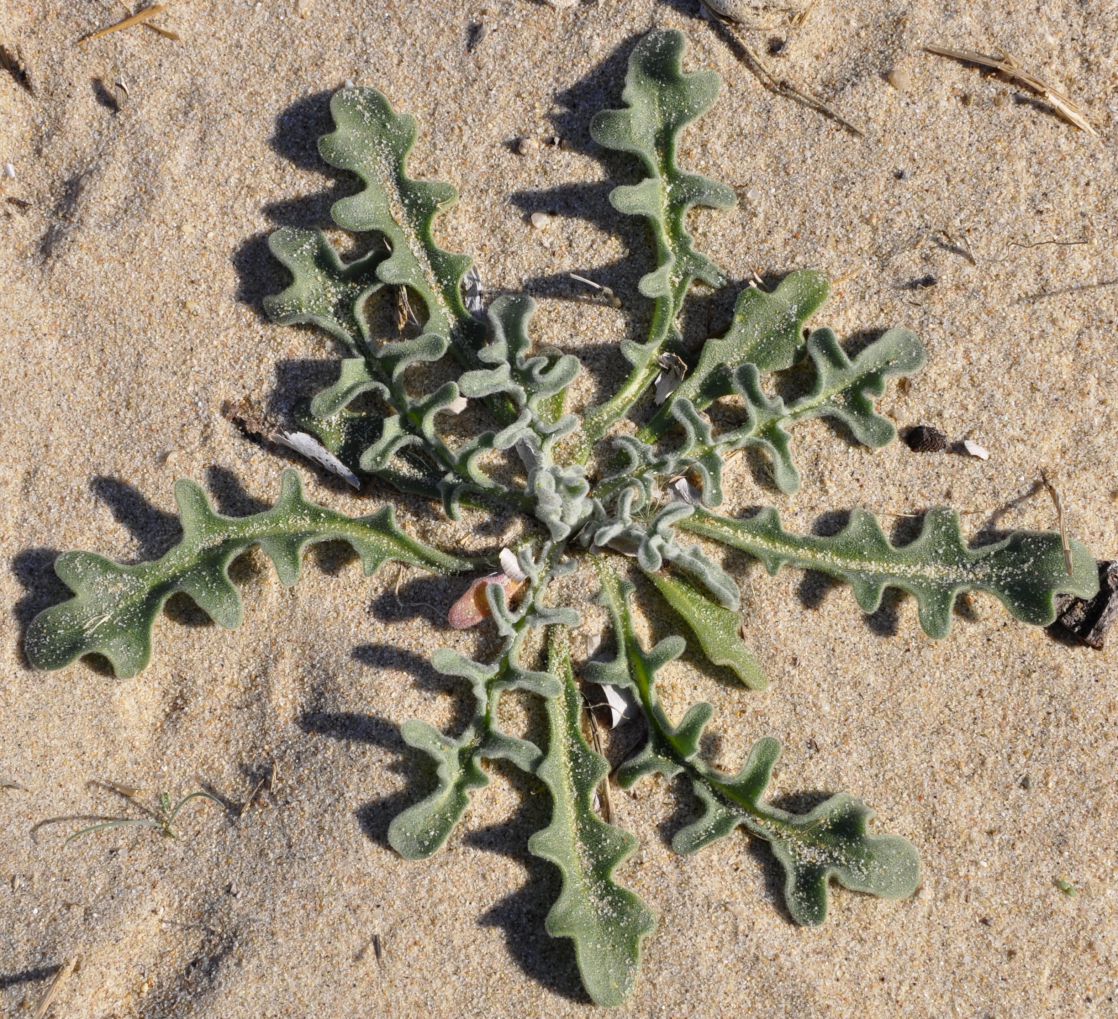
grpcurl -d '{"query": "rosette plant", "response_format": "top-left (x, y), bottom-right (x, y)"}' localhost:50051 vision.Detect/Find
top-left (24, 30), bottom-right (1097, 1007)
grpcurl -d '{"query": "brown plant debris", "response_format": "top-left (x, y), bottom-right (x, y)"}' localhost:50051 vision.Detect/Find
top-left (1052, 561), bottom-right (1118, 650)
top-left (702, 3), bottom-right (864, 137)
top-left (78, 4), bottom-right (178, 46)
top-left (923, 44), bottom-right (1097, 137)
top-left (904, 425), bottom-right (948, 453)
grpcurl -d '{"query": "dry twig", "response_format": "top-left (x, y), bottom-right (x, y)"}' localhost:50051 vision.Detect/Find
top-left (79, 4), bottom-right (177, 46)
top-left (702, 2), bottom-right (864, 137)
top-left (33, 957), bottom-right (79, 1019)
top-left (923, 44), bottom-right (1096, 137)
top-left (1039, 470), bottom-right (1073, 576)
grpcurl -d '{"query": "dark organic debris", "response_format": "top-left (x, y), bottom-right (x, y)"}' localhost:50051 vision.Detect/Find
top-left (904, 425), bottom-right (948, 453)
top-left (904, 274), bottom-right (939, 290)
top-left (1051, 560), bottom-right (1118, 649)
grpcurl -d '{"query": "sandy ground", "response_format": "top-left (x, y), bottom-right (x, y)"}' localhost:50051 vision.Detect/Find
top-left (2, 1), bottom-right (1117, 1015)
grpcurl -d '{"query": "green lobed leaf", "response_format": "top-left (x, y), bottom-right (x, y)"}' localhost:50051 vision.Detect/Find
top-left (595, 561), bottom-right (919, 925)
top-left (389, 638), bottom-right (557, 860)
top-left (671, 738), bottom-right (922, 926)
top-left (681, 505), bottom-right (1099, 637)
top-left (583, 29), bottom-right (736, 441)
top-left (24, 470), bottom-right (473, 678)
top-left (528, 632), bottom-right (656, 1007)
top-left (263, 227), bottom-right (386, 351)
top-left (318, 86), bottom-right (476, 344)
top-left (644, 569), bottom-right (767, 689)
top-left (651, 270), bottom-right (830, 429)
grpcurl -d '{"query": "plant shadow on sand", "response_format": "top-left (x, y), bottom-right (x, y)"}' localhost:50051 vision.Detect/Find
top-left (299, 642), bottom-right (588, 1004)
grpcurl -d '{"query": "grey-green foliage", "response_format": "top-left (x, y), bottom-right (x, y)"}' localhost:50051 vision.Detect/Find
top-left (25, 28), bottom-right (1100, 1008)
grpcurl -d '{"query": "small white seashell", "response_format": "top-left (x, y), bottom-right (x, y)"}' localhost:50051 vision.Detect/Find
top-left (530, 212), bottom-right (551, 231)
top-left (598, 683), bottom-right (639, 729)
top-left (463, 266), bottom-right (485, 318)
top-left (671, 476), bottom-right (703, 505)
top-left (275, 431), bottom-right (361, 489)
top-left (962, 439), bottom-right (990, 461)
top-left (498, 548), bottom-right (528, 583)
top-left (654, 352), bottom-right (687, 405)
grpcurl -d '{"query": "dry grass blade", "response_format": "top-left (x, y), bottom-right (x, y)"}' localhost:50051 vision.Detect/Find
top-left (923, 44), bottom-right (1097, 137)
top-left (1022, 277), bottom-right (1118, 303)
top-left (1040, 470), bottom-right (1073, 576)
top-left (580, 687), bottom-right (613, 824)
top-left (704, 5), bottom-right (864, 137)
top-left (33, 956), bottom-right (78, 1019)
top-left (78, 4), bottom-right (174, 46)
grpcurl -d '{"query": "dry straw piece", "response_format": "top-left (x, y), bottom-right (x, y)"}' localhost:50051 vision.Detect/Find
top-left (924, 44), bottom-right (1097, 137)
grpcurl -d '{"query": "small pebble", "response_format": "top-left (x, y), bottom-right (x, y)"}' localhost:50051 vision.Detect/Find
top-left (886, 68), bottom-right (912, 92)
top-left (904, 425), bottom-right (948, 453)
top-left (515, 136), bottom-right (539, 156)
top-left (530, 212), bottom-right (551, 231)
top-left (4, 163), bottom-right (15, 179)
top-left (702, 0), bottom-right (755, 20)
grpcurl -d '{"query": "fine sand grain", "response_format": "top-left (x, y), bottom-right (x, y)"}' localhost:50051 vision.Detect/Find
top-left (2, 1), bottom-right (1116, 1016)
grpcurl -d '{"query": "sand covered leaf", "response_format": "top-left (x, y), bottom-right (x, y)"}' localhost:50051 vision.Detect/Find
top-left (682, 505), bottom-right (1099, 637)
top-left (584, 29), bottom-right (736, 439)
top-left (644, 569), bottom-right (766, 689)
top-left (318, 86), bottom-right (476, 343)
top-left (527, 633), bottom-right (655, 1007)
top-left (263, 228), bottom-right (386, 351)
top-left (655, 270), bottom-right (830, 419)
top-left (25, 470), bottom-right (472, 678)
top-left (596, 562), bottom-right (919, 925)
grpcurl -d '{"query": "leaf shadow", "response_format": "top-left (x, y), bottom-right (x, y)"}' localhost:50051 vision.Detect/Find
top-left (367, 574), bottom-right (456, 628)
top-left (467, 763), bottom-right (589, 1005)
top-left (89, 475), bottom-right (182, 562)
top-left (351, 643), bottom-right (477, 729)
top-left (296, 709), bottom-right (421, 850)
top-left (744, 789), bottom-right (835, 924)
top-left (11, 547), bottom-right (69, 636)
top-left (231, 89), bottom-right (351, 321)
top-left (511, 35), bottom-right (656, 404)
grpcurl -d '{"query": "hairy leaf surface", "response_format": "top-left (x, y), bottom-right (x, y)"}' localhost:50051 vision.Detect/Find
top-left (682, 506), bottom-right (1099, 636)
top-left (527, 633), bottom-right (655, 1007)
top-left (25, 471), bottom-right (472, 677)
